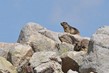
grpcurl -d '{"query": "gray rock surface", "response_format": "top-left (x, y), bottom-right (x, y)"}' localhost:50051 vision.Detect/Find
top-left (17, 22), bottom-right (59, 52)
top-left (0, 49), bottom-right (8, 58)
top-left (0, 43), bottom-right (33, 68)
top-left (9, 43), bottom-right (33, 67)
top-left (80, 26), bottom-right (109, 73)
top-left (61, 51), bottom-right (86, 66)
top-left (30, 51), bottom-right (63, 73)
top-left (57, 43), bottom-right (74, 55)
top-left (30, 51), bottom-right (61, 67)
top-left (35, 61), bottom-right (63, 73)
top-left (38, 29), bottom-right (61, 43)
top-left (0, 43), bottom-right (15, 56)
top-left (17, 22), bottom-right (45, 44)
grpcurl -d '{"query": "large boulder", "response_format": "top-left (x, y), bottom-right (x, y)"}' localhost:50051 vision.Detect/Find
top-left (17, 22), bottom-right (45, 44)
top-left (0, 57), bottom-right (17, 73)
top-left (9, 43), bottom-right (33, 67)
top-left (17, 22), bottom-right (58, 52)
top-left (30, 51), bottom-right (63, 73)
top-left (80, 26), bottom-right (109, 73)
top-left (0, 43), bottom-right (33, 68)
top-left (61, 51), bottom-right (86, 73)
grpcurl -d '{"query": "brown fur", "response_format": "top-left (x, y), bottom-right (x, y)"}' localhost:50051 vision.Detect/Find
top-left (61, 22), bottom-right (80, 35)
top-left (74, 39), bottom-right (89, 51)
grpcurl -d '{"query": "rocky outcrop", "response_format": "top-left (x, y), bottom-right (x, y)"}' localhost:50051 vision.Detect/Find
top-left (79, 26), bottom-right (109, 73)
top-left (0, 22), bottom-right (100, 73)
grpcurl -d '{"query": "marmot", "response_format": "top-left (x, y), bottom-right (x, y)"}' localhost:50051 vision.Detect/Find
top-left (74, 39), bottom-right (89, 51)
top-left (61, 22), bottom-right (80, 35)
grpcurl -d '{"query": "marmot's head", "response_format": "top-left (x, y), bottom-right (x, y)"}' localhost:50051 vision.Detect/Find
top-left (61, 22), bottom-right (68, 26)
top-left (60, 22), bottom-right (69, 29)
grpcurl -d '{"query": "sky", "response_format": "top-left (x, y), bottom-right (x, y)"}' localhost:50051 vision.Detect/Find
top-left (0, 0), bottom-right (109, 42)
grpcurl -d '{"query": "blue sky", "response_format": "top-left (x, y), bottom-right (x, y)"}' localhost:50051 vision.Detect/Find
top-left (0, 0), bottom-right (109, 42)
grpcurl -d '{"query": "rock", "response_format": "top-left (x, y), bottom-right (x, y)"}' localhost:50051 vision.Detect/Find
top-left (30, 51), bottom-right (61, 67)
top-left (30, 38), bottom-right (57, 52)
top-left (80, 26), bottom-right (109, 73)
top-left (61, 57), bottom-right (79, 73)
top-left (35, 61), bottom-right (63, 73)
top-left (0, 43), bottom-right (33, 68)
top-left (56, 43), bottom-right (74, 55)
top-left (17, 22), bottom-right (45, 44)
top-left (61, 51), bottom-right (86, 66)
top-left (9, 43), bottom-right (33, 67)
top-left (0, 49), bottom-right (8, 58)
top-left (38, 29), bottom-right (61, 43)
top-left (61, 51), bottom-right (86, 73)
top-left (30, 51), bottom-right (63, 73)
top-left (67, 69), bottom-right (78, 73)
top-left (0, 57), bottom-right (17, 73)
top-left (17, 22), bottom-right (58, 52)
top-left (0, 43), bottom-right (15, 59)
top-left (59, 34), bottom-right (79, 45)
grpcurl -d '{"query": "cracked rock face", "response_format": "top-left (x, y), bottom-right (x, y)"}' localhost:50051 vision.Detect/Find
top-left (29, 51), bottom-right (63, 73)
top-left (80, 26), bottom-right (109, 73)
